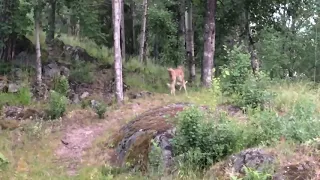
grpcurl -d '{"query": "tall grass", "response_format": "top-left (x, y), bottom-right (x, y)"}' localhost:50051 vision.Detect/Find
top-left (58, 34), bottom-right (113, 65)
top-left (268, 79), bottom-right (320, 112)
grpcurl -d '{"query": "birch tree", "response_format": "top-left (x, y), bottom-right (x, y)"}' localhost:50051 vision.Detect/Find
top-left (120, 0), bottom-right (126, 61)
top-left (186, 0), bottom-right (196, 83)
top-left (34, 2), bottom-right (42, 87)
top-left (139, 0), bottom-right (148, 63)
top-left (113, 0), bottom-right (124, 103)
top-left (201, 0), bottom-right (217, 87)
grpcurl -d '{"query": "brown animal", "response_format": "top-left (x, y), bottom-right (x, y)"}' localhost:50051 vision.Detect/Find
top-left (167, 66), bottom-right (188, 96)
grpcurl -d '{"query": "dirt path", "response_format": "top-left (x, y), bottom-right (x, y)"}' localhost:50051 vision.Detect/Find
top-left (54, 95), bottom-right (173, 176)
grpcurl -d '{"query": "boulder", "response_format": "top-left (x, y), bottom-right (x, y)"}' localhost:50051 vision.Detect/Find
top-left (109, 103), bottom-right (201, 173)
top-left (229, 148), bottom-right (275, 174)
top-left (204, 148), bottom-right (275, 179)
top-left (8, 83), bottom-right (20, 93)
top-left (3, 106), bottom-right (44, 120)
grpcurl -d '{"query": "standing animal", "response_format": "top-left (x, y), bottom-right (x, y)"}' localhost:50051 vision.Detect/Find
top-left (167, 66), bottom-right (188, 96)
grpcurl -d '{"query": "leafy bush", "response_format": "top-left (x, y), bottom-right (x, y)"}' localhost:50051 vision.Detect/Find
top-left (251, 98), bottom-right (320, 145)
top-left (236, 74), bottom-right (275, 110)
top-left (17, 86), bottom-right (32, 105)
top-left (0, 152), bottom-right (9, 169)
top-left (93, 101), bottom-right (107, 119)
top-left (52, 75), bottom-right (69, 96)
top-left (220, 46), bottom-right (274, 109)
top-left (230, 167), bottom-right (272, 180)
top-left (69, 61), bottom-right (94, 83)
top-left (172, 106), bottom-right (243, 171)
top-left (124, 58), bottom-right (168, 92)
top-left (0, 86), bottom-right (32, 106)
top-left (47, 90), bottom-right (68, 119)
top-left (220, 45), bottom-right (251, 94)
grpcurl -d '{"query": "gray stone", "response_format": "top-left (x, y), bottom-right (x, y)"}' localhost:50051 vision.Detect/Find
top-left (8, 83), bottom-right (20, 93)
top-left (80, 92), bottom-right (90, 99)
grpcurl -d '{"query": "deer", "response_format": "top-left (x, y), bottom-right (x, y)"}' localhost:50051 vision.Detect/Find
top-left (167, 66), bottom-right (188, 96)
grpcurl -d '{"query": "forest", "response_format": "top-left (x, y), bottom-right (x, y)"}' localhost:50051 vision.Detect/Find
top-left (1, 0), bottom-right (320, 179)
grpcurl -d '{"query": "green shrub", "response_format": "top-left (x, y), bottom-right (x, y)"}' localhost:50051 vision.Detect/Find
top-left (47, 90), bottom-right (68, 119)
top-left (172, 106), bottom-right (244, 171)
top-left (230, 167), bottom-right (272, 180)
top-left (236, 74), bottom-right (275, 110)
top-left (69, 61), bottom-right (94, 83)
top-left (219, 46), bottom-right (274, 109)
top-left (0, 86), bottom-right (31, 106)
top-left (250, 98), bottom-right (320, 145)
top-left (52, 75), bottom-right (69, 96)
top-left (81, 99), bottom-right (90, 109)
top-left (93, 101), bottom-right (107, 119)
top-left (0, 152), bottom-right (9, 169)
top-left (17, 87), bottom-right (32, 105)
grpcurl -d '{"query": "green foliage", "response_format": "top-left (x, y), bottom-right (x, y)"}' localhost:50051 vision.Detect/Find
top-left (220, 46), bottom-right (274, 109)
top-left (231, 167), bottom-right (272, 180)
top-left (0, 0), bottom-right (32, 49)
top-left (148, 140), bottom-right (164, 176)
top-left (58, 35), bottom-right (113, 65)
top-left (47, 90), bottom-right (68, 120)
top-left (220, 45), bottom-right (251, 94)
top-left (172, 106), bottom-right (243, 171)
top-left (17, 86), bottom-right (32, 105)
top-left (250, 98), bottom-right (320, 145)
top-left (0, 87), bottom-right (31, 106)
top-left (93, 101), bottom-right (107, 119)
top-left (124, 59), bottom-right (168, 92)
top-left (52, 75), bottom-right (70, 96)
top-left (0, 152), bottom-right (9, 169)
top-left (69, 61), bottom-right (94, 83)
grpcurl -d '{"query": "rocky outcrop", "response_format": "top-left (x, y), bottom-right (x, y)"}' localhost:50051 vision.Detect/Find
top-left (3, 105), bottom-right (44, 120)
top-left (109, 103), bottom-right (195, 173)
top-left (205, 146), bottom-right (320, 180)
top-left (47, 38), bottom-right (97, 63)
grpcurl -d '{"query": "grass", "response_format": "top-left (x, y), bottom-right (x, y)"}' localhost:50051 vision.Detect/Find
top-left (58, 34), bottom-right (113, 65)
top-left (6, 32), bottom-right (320, 179)
top-left (269, 79), bottom-right (320, 112)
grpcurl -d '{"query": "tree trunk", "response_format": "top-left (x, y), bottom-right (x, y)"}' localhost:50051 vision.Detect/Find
top-left (139, 0), bottom-right (148, 63)
top-left (120, 0), bottom-right (126, 61)
top-left (0, 0), bottom-right (18, 62)
top-left (179, 0), bottom-right (186, 55)
top-left (113, 0), bottom-right (124, 104)
top-left (186, 0), bottom-right (196, 83)
top-left (34, 7), bottom-right (42, 86)
top-left (201, 0), bottom-right (217, 88)
top-left (131, 0), bottom-right (136, 55)
top-left (244, 9), bottom-right (259, 75)
top-left (46, 0), bottom-right (56, 42)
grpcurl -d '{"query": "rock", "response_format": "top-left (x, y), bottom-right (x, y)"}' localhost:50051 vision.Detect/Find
top-left (80, 92), bottom-right (90, 99)
top-left (109, 103), bottom-right (195, 172)
top-left (229, 148), bottom-right (275, 174)
top-left (60, 66), bottom-right (70, 77)
top-left (12, 68), bottom-right (24, 80)
top-left (128, 91), bottom-right (153, 99)
top-left (71, 93), bottom-right (80, 104)
top-left (204, 148), bottom-right (275, 179)
top-left (4, 106), bottom-right (24, 119)
top-left (17, 108), bottom-right (44, 120)
top-left (273, 161), bottom-right (317, 180)
top-left (63, 45), bottom-right (97, 62)
top-left (0, 79), bottom-right (8, 92)
top-left (44, 62), bottom-right (61, 78)
top-left (8, 83), bottom-right (20, 93)
top-left (153, 128), bottom-right (176, 174)
top-left (3, 106), bottom-right (44, 120)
